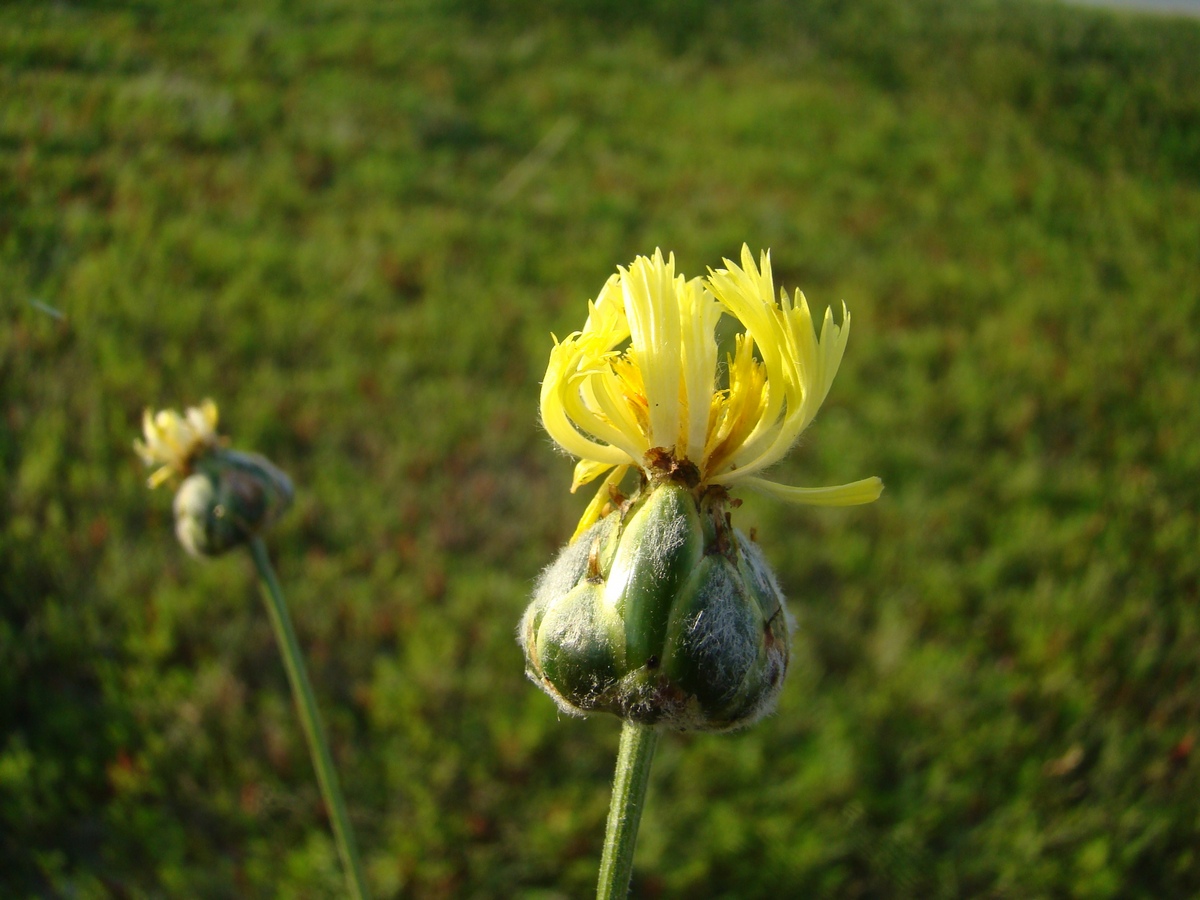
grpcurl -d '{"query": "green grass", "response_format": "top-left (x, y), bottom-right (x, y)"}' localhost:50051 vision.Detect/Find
top-left (3, 0), bottom-right (1200, 896)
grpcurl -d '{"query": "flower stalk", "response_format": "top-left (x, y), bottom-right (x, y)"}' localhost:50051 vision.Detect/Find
top-left (597, 722), bottom-right (659, 900)
top-left (250, 537), bottom-right (370, 900)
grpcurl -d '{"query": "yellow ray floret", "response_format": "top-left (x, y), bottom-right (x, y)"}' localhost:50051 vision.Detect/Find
top-left (540, 247), bottom-right (882, 535)
top-left (133, 399), bottom-right (221, 488)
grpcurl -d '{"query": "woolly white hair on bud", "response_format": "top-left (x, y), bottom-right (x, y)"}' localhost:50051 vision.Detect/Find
top-left (639, 496), bottom-right (693, 585)
top-left (174, 473), bottom-right (216, 558)
top-left (521, 517), bottom-right (611, 654)
top-left (680, 562), bottom-right (758, 697)
top-left (521, 515), bottom-right (623, 715)
top-left (533, 516), bottom-right (611, 605)
top-left (737, 531), bottom-right (796, 637)
top-left (527, 585), bottom-right (613, 718)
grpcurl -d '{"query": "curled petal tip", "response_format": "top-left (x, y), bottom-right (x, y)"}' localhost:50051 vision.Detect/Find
top-left (737, 475), bottom-right (883, 507)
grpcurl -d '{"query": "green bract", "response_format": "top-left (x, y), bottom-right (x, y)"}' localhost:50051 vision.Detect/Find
top-left (520, 480), bottom-right (792, 732)
top-left (173, 450), bottom-right (294, 557)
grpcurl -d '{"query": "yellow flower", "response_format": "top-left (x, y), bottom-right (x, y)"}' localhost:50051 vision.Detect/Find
top-left (133, 399), bottom-right (221, 489)
top-left (541, 246), bottom-right (882, 538)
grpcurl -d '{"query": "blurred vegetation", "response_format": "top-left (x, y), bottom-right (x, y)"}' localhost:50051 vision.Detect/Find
top-left (3, 0), bottom-right (1200, 896)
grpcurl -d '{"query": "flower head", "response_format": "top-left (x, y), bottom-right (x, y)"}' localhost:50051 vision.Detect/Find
top-left (541, 246), bottom-right (882, 536)
top-left (525, 247), bottom-right (883, 730)
top-left (133, 399), bottom-right (222, 488)
top-left (134, 399), bottom-right (293, 555)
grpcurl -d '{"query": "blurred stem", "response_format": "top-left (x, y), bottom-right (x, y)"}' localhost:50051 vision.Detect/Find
top-left (597, 721), bottom-right (659, 900)
top-left (250, 537), bottom-right (370, 900)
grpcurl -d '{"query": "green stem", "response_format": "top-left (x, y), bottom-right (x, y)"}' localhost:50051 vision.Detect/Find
top-left (250, 537), bottom-right (370, 900)
top-left (597, 721), bottom-right (659, 900)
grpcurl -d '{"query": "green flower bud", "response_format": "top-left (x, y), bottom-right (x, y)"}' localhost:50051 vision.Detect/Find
top-left (521, 480), bottom-right (792, 732)
top-left (172, 449), bottom-right (293, 557)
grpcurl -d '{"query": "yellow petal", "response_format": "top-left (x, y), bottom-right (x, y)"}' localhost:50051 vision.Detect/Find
top-left (133, 400), bottom-right (222, 489)
top-left (621, 250), bottom-right (683, 451)
top-left (147, 466), bottom-right (175, 490)
top-left (570, 465), bottom-right (629, 543)
top-left (571, 458), bottom-right (615, 493)
top-left (706, 249), bottom-right (851, 482)
top-left (678, 278), bottom-right (721, 461)
top-left (736, 475), bottom-right (883, 506)
top-left (540, 337), bottom-right (630, 466)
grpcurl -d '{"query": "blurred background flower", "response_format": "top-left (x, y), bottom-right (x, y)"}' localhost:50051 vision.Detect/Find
top-left (135, 401), bottom-right (294, 557)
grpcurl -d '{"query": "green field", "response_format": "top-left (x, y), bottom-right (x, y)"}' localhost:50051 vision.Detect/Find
top-left (4, 0), bottom-right (1200, 896)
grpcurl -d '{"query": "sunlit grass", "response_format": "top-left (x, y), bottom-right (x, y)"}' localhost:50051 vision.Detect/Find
top-left (3, 0), bottom-right (1200, 895)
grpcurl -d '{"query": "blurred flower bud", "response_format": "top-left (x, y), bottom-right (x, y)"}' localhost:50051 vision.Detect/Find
top-left (171, 450), bottom-right (294, 557)
top-left (521, 479), bottom-right (792, 732)
top-left (135, 401), bottom-right (294, 557)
